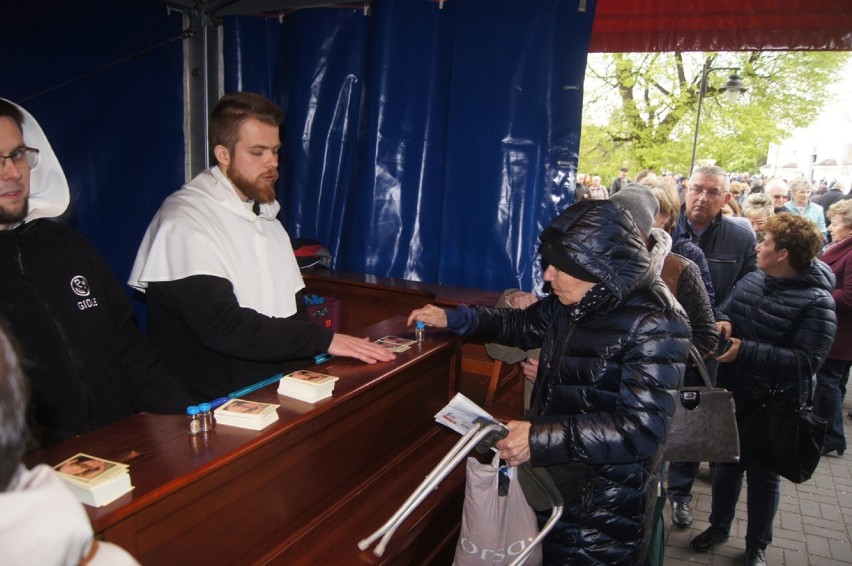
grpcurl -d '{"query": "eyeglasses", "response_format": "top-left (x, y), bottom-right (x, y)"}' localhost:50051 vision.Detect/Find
top-left (0, 147), bottom-right (39, 170)
top-left (688, 186), bottom-right (724, 200)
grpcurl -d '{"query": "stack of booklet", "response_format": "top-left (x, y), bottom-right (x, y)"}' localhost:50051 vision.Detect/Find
top-left (214, 398), bottom-right (280, 430)
top-left (278, 369), bottom-right (339, 403)
top-left (53, 453), bottom-right (133, 507)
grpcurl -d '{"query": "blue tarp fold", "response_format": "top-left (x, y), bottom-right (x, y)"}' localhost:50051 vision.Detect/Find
top-left (227, 0), bottom-right (594, 293)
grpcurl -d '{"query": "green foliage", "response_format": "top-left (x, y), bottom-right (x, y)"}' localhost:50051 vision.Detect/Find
top-left (579, 51), bottom-right (850, 181)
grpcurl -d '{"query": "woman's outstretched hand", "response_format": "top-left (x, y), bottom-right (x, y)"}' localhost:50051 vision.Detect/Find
top-left (407, 304), bottom-right (448, 328)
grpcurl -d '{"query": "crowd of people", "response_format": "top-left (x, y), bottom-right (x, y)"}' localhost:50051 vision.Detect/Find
top-left (2, 89), bottom-right (850, 566)
top-left (413, 164), bottom-right (849, 565)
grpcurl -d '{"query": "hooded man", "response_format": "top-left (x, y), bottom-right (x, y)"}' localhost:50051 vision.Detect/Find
top-left (129, 92), bottom-right (394, 400)
top-left (0, 99), bottom-right (192, 447)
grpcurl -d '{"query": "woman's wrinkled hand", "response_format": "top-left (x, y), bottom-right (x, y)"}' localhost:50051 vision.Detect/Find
top-left (495, 420), bottom-right (532, 467)
top-left (506, 291), bottom-right (539, 310)
top-left (407, 304), bottom-right (448, 328)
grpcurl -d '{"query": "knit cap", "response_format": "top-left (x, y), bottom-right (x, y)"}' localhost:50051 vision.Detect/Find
top-left (610, 183), bottom-right (659, 237)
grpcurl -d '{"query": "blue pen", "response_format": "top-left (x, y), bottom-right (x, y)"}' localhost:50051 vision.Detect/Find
top-left (314, 352), bottom-right (334, 364)
top-left (209, 396), bottom-right (230, 409)
top-left (227, 372), bottom-right (284, 399)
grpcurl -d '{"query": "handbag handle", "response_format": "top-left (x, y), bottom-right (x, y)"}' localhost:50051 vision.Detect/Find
top-left (687, 344), bottom-right (714, 390)
top-left (790, 348), bottom-right (815, 408)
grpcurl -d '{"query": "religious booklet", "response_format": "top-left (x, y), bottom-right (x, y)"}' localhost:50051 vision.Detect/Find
top-left (434, 392), bottom-right (507, 437)
top-left (214, 398), bottom-right (280, 430)
top-left (53, 453), bottom-right (133, 508)
top-left (278, 369), bottom-right (340, 403)
top-left (374, 335), bottom-right (417, 353)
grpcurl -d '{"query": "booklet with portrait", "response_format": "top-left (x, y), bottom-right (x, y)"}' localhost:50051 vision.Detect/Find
top-left (53, 453), bottom-right (133, 507)
top-left (278, 369), bottom-right (339, 403)
top-left (434, 393), bottom-right (507, 436)
top-left (214, 398), bottom-right (280, 430)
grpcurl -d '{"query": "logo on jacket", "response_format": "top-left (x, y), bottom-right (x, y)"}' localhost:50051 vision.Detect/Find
top-left (71, 275), bottom-right (99, 311)
top-left (70, 276), bottom-right (90, 297)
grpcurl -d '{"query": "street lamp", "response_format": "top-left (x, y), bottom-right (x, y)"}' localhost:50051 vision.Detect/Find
top-left (688, 61), bottom-right (747, 175)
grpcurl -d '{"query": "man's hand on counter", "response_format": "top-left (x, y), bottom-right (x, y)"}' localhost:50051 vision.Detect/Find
top-left (328, 334), bottom-right (397, 364)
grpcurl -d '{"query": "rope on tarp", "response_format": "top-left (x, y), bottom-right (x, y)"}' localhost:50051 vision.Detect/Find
top-left (20, 27), bottom-right (197, 104)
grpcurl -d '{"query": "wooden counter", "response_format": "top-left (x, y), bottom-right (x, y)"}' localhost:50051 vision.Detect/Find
top-left (26, 317), bottom-right (466, 565)
top-left (302, 270), bottom-right (520, 405)
top-left (302, 270), bottom-right (504, 334)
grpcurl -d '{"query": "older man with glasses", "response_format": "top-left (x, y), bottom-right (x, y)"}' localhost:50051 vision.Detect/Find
top-left (677, 166), bottom-right (757, 307)
top-left (667, 165), bottom-right (757, 532)
top-left (766, 178), bottom-right (790, 214)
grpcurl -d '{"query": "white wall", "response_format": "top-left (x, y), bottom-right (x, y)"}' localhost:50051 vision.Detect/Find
top-left (761, 60), bottom-right (852, 192)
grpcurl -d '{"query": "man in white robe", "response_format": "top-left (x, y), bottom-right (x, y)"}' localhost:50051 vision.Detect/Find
top-left (130, 93), bottom-right (394, 399)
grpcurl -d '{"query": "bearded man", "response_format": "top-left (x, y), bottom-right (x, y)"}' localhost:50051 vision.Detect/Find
top-left (130, 93), bottom-right (393, 400)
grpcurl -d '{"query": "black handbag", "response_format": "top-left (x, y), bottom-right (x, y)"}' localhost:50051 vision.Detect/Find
top-left (737, 349), bottom-right (826, 483)
top-left (663, 345), bottom-right (740, 462)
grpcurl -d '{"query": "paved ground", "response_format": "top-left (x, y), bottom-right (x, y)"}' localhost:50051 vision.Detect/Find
top-left (469, 369), bottom-right (852, 565)
top-left (663, 400), bottom-right (852, 565)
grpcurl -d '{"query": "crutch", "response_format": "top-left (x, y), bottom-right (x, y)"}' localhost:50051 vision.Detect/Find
top-left (358, 418), bottom-right (507, 557)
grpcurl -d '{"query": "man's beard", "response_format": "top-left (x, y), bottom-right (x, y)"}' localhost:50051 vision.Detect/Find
top-left (227, 166), bottom-right (277, 204)
top-left (0, 200), bottom-right (28, 226)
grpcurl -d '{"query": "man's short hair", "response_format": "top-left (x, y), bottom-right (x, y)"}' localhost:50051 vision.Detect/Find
top-left (691, 165), bottom-right (729, 192)
top-left (0, 322), bottom-right (28, 491)
top-left (765, 178), bottom-right (789, 196)
top-left (0, 100), bottom-right (24, 131)
top-left (209, 92), bottom-right (284, 154)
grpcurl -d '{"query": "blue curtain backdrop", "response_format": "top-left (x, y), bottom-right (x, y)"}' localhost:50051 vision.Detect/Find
top-left (5, 0), bottom-right (593, 302)
top-left (226, 0), bottom-right (594, 293)
top-left (3, 0), bottom-right (185, 323)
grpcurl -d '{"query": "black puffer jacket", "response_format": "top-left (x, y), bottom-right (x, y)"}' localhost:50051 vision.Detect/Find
top-left (467, 201), bottom-right (691, 565)
top-left (716, 260), bottom-right (837, 405)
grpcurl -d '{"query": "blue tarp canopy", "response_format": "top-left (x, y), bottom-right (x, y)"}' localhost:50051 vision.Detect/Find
top-left (6, 0), bottom-right (849, 305)
top-left (7, 0), bottom-right (593, 300)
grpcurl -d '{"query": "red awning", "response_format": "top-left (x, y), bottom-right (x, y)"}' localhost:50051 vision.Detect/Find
top-left (590, 0), bottom-right (852, 52)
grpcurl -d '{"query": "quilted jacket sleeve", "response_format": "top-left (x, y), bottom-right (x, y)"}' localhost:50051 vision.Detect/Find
top-left (677, 260), bottom-right (718, 358)
top-left (529, 307), bottom-right (689, 466)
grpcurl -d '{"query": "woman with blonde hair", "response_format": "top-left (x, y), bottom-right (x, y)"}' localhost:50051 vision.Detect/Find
top-left (741, 193), bottom-right (774, 241)
top-left (729, 180), bottom-right (748, 204)
top-left (783, 178), bottom-right (827, 239)
top-left (646, 180), bottom-right (715, 304)
top-left (814, 199), bottom-right (852, 455)
top-left (721, 197), bottom-right (753, 231)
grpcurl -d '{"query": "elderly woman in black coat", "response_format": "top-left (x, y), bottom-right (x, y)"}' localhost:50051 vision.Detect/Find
top-left (409, 200), bottom-right (691, 564)
top-left (689, 213), bottom-right (837, 566)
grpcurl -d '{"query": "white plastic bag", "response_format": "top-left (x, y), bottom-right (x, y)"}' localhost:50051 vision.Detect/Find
top-left (453, 455), bottom-right (543, 566)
